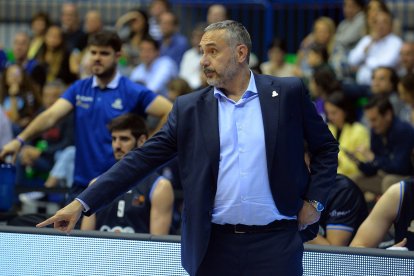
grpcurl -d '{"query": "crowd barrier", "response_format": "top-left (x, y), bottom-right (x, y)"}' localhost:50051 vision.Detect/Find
top-left (1, 225), bottom-right (413, 275)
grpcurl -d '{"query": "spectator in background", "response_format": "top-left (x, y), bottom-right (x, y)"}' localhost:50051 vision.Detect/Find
top-left (302, 43), bottom-right (334, 88)
top-left (260, 38), bottom-right (295, 77)
top-left (148, 0), bottom-right (171, 41)
top-left (350, 179), bottom-right (414, 250)
top-left (308, 66), bottom-right (340, 119)
top-left (28, 11), bottom-right (51, 60)
top-left (330, 0), bottom-right (366, 80)
top-left (365, 0), bottom-right (402, 37)
top-left (60, 2), bottom-right (87, 52)
top-left (179, 22), bottom-right (206, 90)
top-left (15, 80), bottom-right (74, 187)
top-left (398, 41), bottom-right (414, 77)
top-left (324, 91), bottom-right (370, 178)
top-left (84, 10), bottom-right (103, 36)
top-left (0, 106), bottom-right (13, 148)
top-left (167, 77), bottom-right (192, 102)
top-left (70, 10), bottom-right (104, 79)
top-left (10, 32), bottom-right (46, 89)
top-left (350, 95), bottom-right (414, 197)
top-left (307, 44), bottom-right (332, 74)
top-left (35, 25), bottom-right (78, 85)
top-left (370, 66), bottom-right (410, 123)
top-left (294, 16), bottom-right (336, 80)
top-left (81, 114), bottom-right (174, 234)
top-left (206, 4), bottom-right (228, 24)
top-left (130, 36), bottom-right (177, 97)
top-left (0, 64), bottom-right (41, 134)
top-left (397, 73), bottom-right (414, 125)
top-left (159, 11), bottom-right (190, 68)
top-left (115, 8), bottom-right (150, 76)
top-left (348, 10), bottom-right (402, 85)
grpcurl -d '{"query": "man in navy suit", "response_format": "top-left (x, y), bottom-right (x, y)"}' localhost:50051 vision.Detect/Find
top-left (37, 21), bottom-right (338, 276)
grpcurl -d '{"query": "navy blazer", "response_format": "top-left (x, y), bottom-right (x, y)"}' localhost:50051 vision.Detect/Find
top-left (78, 74), bottom-right (339, 275)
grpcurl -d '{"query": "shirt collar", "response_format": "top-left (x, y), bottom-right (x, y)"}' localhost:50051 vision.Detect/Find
top-left (213, 71), bottom-right (257, 100)
top-left (92, 71), bottom-right (122, 89)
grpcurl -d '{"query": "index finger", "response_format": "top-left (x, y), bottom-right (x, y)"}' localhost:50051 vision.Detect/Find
top-left (36, 215), bottom-right (59, 228)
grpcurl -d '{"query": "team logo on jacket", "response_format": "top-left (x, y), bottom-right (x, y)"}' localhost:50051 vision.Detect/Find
top-left (111, 98), bottom-right (123, 110)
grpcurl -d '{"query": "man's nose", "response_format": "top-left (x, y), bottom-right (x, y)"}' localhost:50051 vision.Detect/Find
top-left (113, 140), bottom-right (121, 148)
top-left (200, 55), bottom-right (210, 67)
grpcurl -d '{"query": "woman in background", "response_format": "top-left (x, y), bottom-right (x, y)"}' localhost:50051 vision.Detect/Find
top-left (35, 25), bottom-right (77, 85)
top-left (0, 64), bottom-right (41, 134)
top-left (324, 91), bottom-right (370, 179)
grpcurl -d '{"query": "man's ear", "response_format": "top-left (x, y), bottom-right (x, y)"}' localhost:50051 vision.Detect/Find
top-left (137, 134), bottom-right (147, 148)
top-left (236, 44), bottom-right (249, 63)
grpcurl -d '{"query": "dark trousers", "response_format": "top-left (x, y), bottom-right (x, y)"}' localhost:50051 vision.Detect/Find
top-left (197, 223), bottom-right (303, 276)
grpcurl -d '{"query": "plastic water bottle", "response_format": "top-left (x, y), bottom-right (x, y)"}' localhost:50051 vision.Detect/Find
top-left (0, 163), bottom-right (16, 211)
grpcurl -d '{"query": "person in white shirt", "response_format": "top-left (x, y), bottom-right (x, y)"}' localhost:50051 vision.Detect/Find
top-left (348, 10), bottom-right (402, 85)
top-left (130, 36), bottom-right (177, 97)
top-left (179, 23), bottom-right (206, 90)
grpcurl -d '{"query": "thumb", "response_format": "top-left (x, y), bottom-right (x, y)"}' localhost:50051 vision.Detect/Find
top-left (394, 238), bottom-right (407, 248)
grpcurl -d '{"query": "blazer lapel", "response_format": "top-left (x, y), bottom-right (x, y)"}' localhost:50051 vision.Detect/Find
top-left (197, 88), bottom-right (220, 193)
top-left (256, 74), bottom-right (280, 172)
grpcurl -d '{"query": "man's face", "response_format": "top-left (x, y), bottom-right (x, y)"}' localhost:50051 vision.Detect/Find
top-left (13, 33), bottom-right (30, 61)
top-left (207, 5), bottom-right (227, 24)
top-left (365, 107), bottom-right (392, 135)
top-left (371, 68), bottom-right (393, 94)
top-left (149, 0), bottom-right (168, 18)
top-left (343, 0), bottom-right (361, 19)
top-left (139, 41), bottom-right (159, 66)
top-left (61, 3), bottom-right (78, 30)
top-left (199, 30), bottom-right (241, 89)
top-left (398, 82), bottom-right (414, 105)
top-left (84, 11), bottom-right (102, 34)
top-left (159, 13), bottom-right (176, 38)
top-left (111, 129), bottom-right (137, 160)
top-left (373, 12), bottom-right (392, 39)
top-left (89, 45), bottom-right (119, 79)
top-left (400, 43), bottom-right (414, 71)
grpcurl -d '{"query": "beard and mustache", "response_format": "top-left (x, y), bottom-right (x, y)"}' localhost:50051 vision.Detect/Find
top-left (202, 55), bottom-right (239, 88)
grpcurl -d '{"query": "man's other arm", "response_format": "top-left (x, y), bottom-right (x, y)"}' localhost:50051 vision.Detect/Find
top-left (308, 230), bottom-right (353, 246)
top-left (150, 178), bottom-right (174, 235)
top-left (145, 95), bottom-right (173, 135)
top-left (350, 183), bottom-right (401, 248)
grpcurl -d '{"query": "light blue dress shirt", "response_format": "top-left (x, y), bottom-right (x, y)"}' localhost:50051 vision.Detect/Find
top-left (212, 72), bottom-right (296, 225)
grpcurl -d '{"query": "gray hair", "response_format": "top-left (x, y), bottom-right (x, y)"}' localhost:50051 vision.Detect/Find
top-left (204, 20), bottom-right (251, 63)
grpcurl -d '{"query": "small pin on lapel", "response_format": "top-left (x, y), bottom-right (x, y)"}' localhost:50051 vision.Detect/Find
top-left (272, 91), bottom-right (278, 97)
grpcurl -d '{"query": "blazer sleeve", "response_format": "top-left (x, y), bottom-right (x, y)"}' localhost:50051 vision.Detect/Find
top-left (78, 101), bottom-right (179, 215)
top-left (301, 80), bottom-right (339, 206)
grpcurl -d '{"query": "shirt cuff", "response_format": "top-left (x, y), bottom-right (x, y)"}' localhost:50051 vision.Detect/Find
top-left (75, 198), bottom-right (90, 212)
